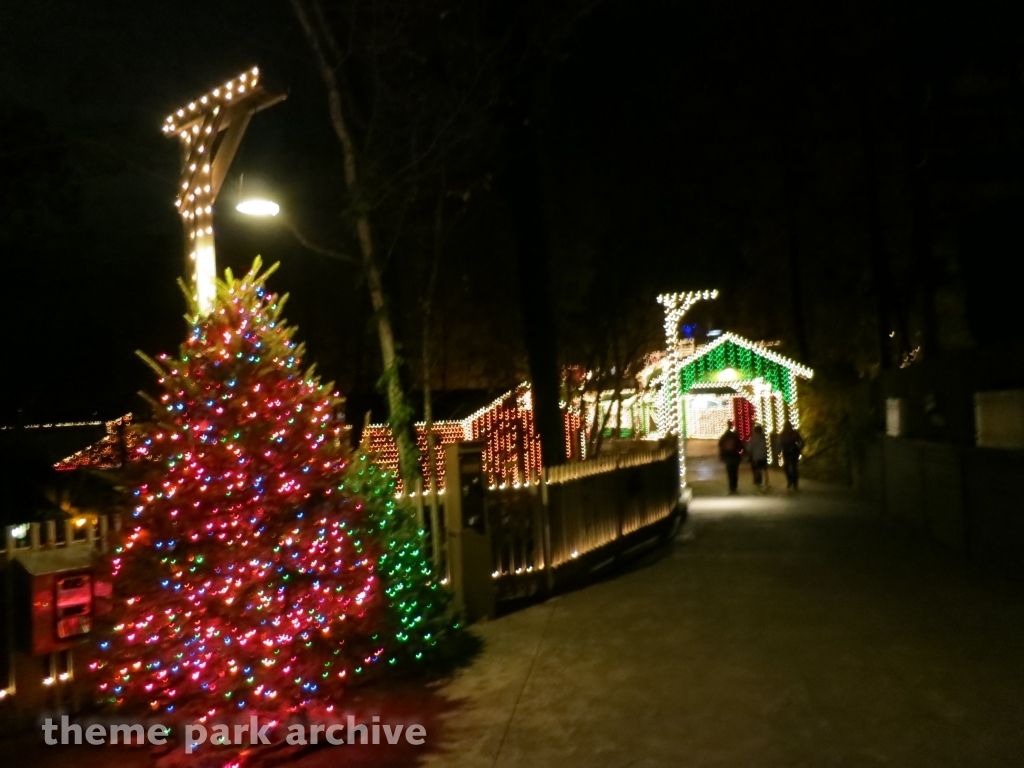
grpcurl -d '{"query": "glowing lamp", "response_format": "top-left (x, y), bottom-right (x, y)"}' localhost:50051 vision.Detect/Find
top-left (236, 199), bottom-right (280, 217)
top-left (717, 367), bottom-right (739, 382)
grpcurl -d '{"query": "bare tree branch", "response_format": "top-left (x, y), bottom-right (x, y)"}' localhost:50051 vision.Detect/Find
top-left (279, 218), bottom-right (359, 264)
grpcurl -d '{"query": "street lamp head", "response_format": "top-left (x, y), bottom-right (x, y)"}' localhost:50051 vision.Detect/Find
top-left (236, 199), bottom-right (280, 217)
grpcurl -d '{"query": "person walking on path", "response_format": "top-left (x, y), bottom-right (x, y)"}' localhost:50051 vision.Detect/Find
top-left (747, 424), bottom-right (770, 490)
top-left (718, 420), bottom-right (744, 494)
top-left (779, 420), bottom-right (804, 489)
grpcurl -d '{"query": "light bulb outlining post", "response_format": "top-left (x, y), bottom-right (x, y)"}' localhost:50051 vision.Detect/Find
top-left (654, 289), bottom-right (719, 492)
top-left (164, 67), bottom-right (286, 315)
top-left (236, 199), bottom-right (358, 265)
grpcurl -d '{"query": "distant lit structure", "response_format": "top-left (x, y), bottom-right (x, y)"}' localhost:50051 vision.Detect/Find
top-left (53, 414), bottom-right (135, 471)
top-left (363, 385), bottom-right (545, 495)
top-left (636, 293), bottom-right (813, 476)
top-left (53, 289), bottom-right (810, 492)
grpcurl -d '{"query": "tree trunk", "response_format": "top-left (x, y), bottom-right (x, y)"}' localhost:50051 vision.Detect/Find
top-left (502, 105), bottom-right (566, 466)
top-left (292, 0), bottom-right (420, 488)
top-left (860, 105), bottom-right (894, 370)
top-left (906, 84), bottom-right (938, 356)
top-left (783, 162), bottom-right (811, 364)
top-left (893, 7), bottom-right (939, 359)
top-left (422, 180), bottom-right (444, 566)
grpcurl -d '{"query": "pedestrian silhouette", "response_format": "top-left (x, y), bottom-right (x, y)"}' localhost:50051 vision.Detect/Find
top-left (779, 420), bottom-right (804, 490)
top-left (718, 420), bottom-right (744, 494)
top-left (747, 424), bottom-right (770, 490)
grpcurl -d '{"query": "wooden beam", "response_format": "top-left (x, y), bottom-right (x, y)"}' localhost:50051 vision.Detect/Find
top-left (170, 85), bottom-right (286, 137)
top-left (209, 109), bottom-right (254, 202)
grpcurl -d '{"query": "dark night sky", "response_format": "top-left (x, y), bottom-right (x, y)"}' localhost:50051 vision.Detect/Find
top-left (2, 0), bottom-right (1022, 425)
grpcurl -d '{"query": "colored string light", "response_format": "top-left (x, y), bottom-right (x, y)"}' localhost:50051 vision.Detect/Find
top-left (92, 259), bottom-right (454, 736)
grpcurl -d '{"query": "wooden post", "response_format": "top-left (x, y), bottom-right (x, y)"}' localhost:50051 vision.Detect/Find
top-left (414, 476), bottom-right (426, 530)
top-left (162, 67), bottom-right (286, 314)
top-left (444, 442), bottom-right (494, 622)
top-left (536, 479), bottom-right (552, 593)
top-left (3, 527), bottom-right (14, 695)
top-left (539, 474), bottom-right (554, 592)
top-left (445, 444), bottom-right (465, 613)
top-left (429, 486), bottom-right (442, 571)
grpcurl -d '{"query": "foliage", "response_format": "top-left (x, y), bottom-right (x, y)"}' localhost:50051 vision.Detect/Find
top-left (798, 364), bottom-right (870, 484)
top-left (91, 260), bottom-right (458, 728)
top-left (340, 452), bottom-right (471, 675)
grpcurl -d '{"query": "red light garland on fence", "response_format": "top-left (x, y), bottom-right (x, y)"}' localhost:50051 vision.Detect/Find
top-left (364, 385), bottom-right (551, 491)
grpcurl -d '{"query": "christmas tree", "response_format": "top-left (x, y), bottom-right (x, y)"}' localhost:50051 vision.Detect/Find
top-left (341, 450), bottom-right (458, 676)
top-left (92, 259), bottom-right (455, 724)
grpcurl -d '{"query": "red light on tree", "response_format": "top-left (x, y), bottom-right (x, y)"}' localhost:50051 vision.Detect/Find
top-left (91, 259), bottom-right (453, 727)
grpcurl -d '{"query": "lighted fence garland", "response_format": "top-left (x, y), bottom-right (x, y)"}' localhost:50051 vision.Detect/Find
top-left (466, 387), bottom-right (543, 489)
top-left (564, 399), bottom-right (584, 460)
top-left (416, 422), bottom-right (465, 493)
top-left (364, 384), bottom-right (548, 494)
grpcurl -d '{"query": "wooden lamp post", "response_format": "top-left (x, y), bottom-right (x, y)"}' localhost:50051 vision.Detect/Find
top-left (163, 67), bottom-right (286, 314)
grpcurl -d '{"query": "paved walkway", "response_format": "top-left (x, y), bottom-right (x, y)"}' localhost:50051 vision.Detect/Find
top-left (419, 452), bottom-right (1024, 768)
top-left (7, 452), bottom-right (1024, 767)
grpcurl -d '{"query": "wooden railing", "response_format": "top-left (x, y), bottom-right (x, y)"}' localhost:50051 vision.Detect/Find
top-left (1, 515), bottom-right (119, 719)
top-left (445, 441), bottom-right (683, 616)
top-left (543, 444), bottom-right (675, 485)
top-left (546, 445), bottom-right (678, 569)
top-left (2, 515), bottom-right (119, 562)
